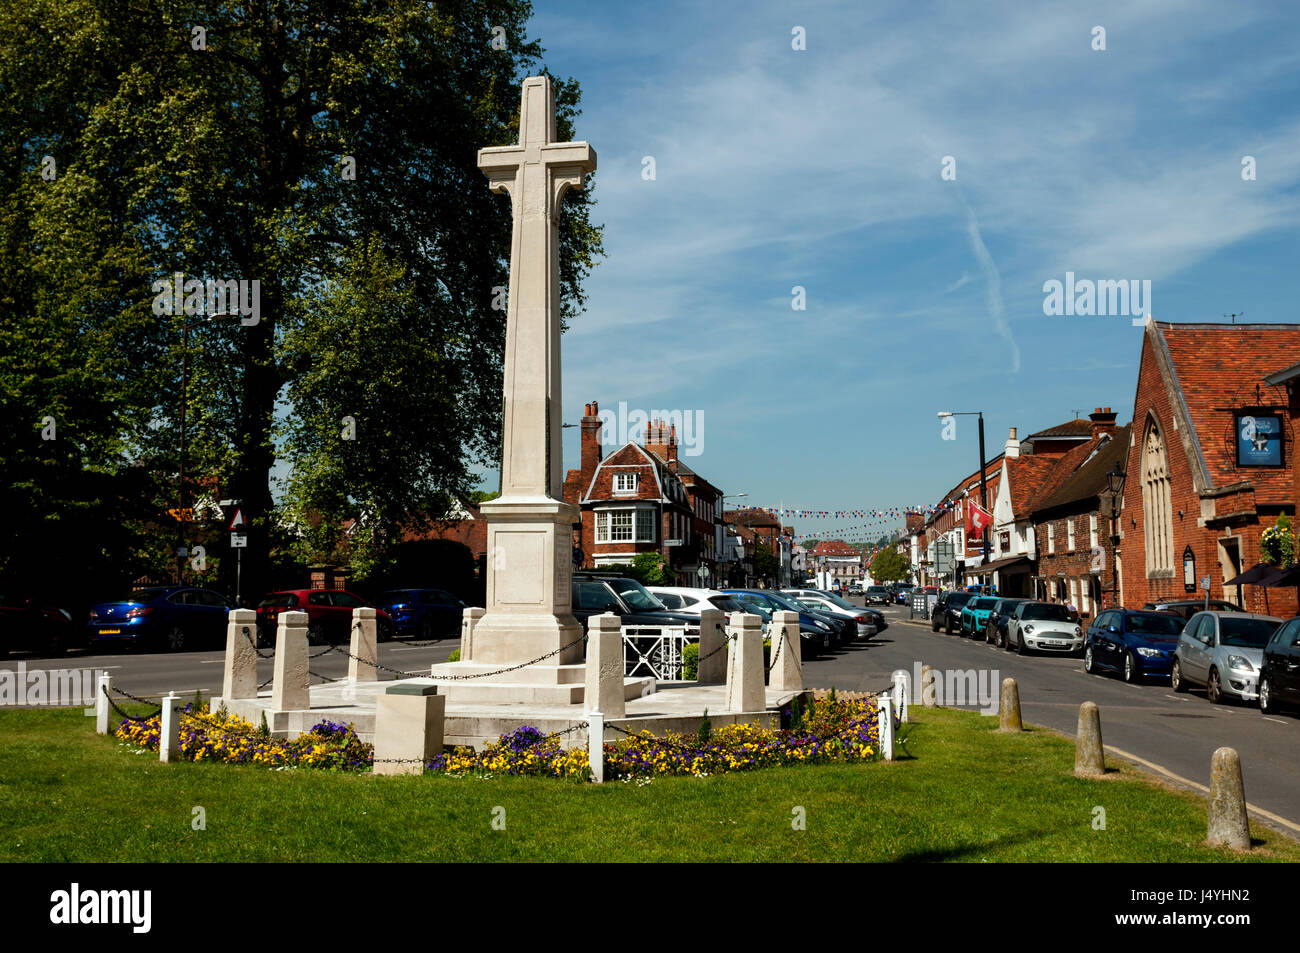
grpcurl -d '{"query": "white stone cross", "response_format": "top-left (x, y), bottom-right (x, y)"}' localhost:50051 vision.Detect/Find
top-left (477, 76), bottom-right (596, 500)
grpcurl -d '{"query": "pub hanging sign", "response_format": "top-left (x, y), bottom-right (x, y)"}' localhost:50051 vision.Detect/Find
top-left (1235, 411), bottom-right (1284, 468)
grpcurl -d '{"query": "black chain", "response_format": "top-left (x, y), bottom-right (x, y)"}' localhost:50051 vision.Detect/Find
top-left (101, 685), bottom-right (161, 722)
top-left (695, 628), bottom-right (735, 665)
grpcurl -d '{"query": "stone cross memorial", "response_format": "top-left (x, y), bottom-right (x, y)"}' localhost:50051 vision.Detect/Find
top-left (467, 76), bottom-right (597, 666)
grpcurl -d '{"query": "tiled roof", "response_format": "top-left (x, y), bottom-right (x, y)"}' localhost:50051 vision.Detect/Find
top-left (1035, 424), bottom-right (1132, 512)
top-left (1154, 321), bottom-right (1300, 500)
top-left (1025, 437), bottom-right (1098, 513)
top-left (1026, 418), bottom-right (1093, 439)
top-left (1004, 455), bottom-right (1061, 516)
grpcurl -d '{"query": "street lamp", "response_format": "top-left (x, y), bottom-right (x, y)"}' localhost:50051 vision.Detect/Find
top-left (1106, 463), bottom-right (1126, 609)
top-left (937, 411), bottom-right (989, 587)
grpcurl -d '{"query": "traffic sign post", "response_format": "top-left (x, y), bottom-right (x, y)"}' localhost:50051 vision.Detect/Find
top-left (222, 500), bottom-right (246, 607)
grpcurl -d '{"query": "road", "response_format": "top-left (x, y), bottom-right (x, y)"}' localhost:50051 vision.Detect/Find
top-left (805, 600), bottom-right (1300, 833)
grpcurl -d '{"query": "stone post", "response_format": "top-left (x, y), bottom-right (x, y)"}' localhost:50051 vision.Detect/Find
top-left (349, 607), bottom-right (379, 682)
top-left (998, 677), bottom-right (1022, 732)
top-left (95, 673), bottom-right (112, 735)
top-left (159, 692), bottom-right (182, 764)
top-left (1074, 701), bottom-right (1105, 777)
top-left (588, 712), bottom-right (605, 784)
top-left (696, 608), bottom-right (726, 684)
top-left (768, 611), bottom-right (803, 692)
top-left (271, 610), bottom-right (310, 712)
top-left (222, 608), bottom-right (259, 700)
top-left (459, 606), bottom-right (485, 662)
top-left (878, 693), bottom-right (894, 761)
top-left (920, 664), bottom-right (936, 707)
top-left (373, 684), bottom-right (445, 777)
top-left (1207, 746), bottom-right (1250, 850)
top-left (725, 612), bottom-right (765, 713)
top-left (892, 669), bottom-right (910, 723)
top-left (584, 613), bottom-right (625, 717)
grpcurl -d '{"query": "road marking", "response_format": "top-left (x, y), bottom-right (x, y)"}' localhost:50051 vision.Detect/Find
top-left (1105, 743), bottom-right (1300, 835)
top-left (1, 664), bottom-right (122, 671)
top-left (1263, 716), bottom-right (1289, 725)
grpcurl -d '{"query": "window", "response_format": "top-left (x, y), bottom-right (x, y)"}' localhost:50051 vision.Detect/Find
top-left (1048, 522), bottom-right (1056, 555)
top-left (1141, 420), bottom-right (1174, 574)
top-left (596, 509), bottom-right (654, 543)
top-left (637, 509), bottom-right (654, 542)
top-left (614, 472), bottom-right (638, 494)
top-left (1089, 513), bottom-right (1098, 549)
top-left (1067, 518), bottom-right (1075, 551)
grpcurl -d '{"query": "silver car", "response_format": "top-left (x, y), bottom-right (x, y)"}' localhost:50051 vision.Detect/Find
top-left (1006, 601), bottom-right (1084, 655)
top-left (1172, 611), bottom-right (1283, 703)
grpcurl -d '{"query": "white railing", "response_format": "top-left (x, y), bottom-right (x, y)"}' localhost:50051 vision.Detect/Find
top-left (621, 624), bottom-right (699, 680)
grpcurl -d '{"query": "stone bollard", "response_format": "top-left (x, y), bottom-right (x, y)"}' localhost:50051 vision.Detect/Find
top-left (920, 664), bottom-right (936, 707)
top-left (892, 669), bottom-right (910, 723)
top-left (1207, 747), bottom-right (1250, 850)
top-left (159, 692), bottom-right (182, 764)
top-left (459, 607), bottom-right (485, 662)
top-left (373, 683), bottom-right (445, 777)
top-left (584, 613), bottom-right (625, 717)
top-left (271, 610), bottom-right (310, 712)
top-left (1074, 701), bottom-right (1105, 777)
top-left (725, 612), bottom-right (765, 712)
top-left (95, 673), bottom-right (113, 735)
top-left (222, 608), bottom-right (259, 700)
top-left (877, 693), bottom-right (894, 761)
top-left (588, 712), bottom-right (605, 784)
top-left (696, 608), bottom-right (726, 684)
top-left (768, 611), bottom-right (803, 692)
top-left (998, 677), bottom-right (1022, 732)
top-left (349, 607), bottom-right (379, 682)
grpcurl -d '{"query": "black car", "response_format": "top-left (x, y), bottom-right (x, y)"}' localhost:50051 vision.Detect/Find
top-left (1260, 616), bottom-right (1300, 714)
top-left (931, 591), bottom-right (975, 634)
top-left (571, 573), bottom-right (699, 628)
top-left (983, 598), bottom-right (1026, 647)
top-left (1142, 598), bottom-right (1241, 621)
top-left (864, 586), bottom-right (891, 606)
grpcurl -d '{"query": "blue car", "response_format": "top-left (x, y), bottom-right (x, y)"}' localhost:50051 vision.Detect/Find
top-left (87, 586), bottom-right (233, 652)
top-left (1084, 608), bottom-right (1186, 682)
top-left (377, 588), bottom-right (466, 639)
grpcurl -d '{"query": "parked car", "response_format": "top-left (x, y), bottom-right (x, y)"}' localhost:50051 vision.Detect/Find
top-left (1005, 601), bottom-right (1083, 655)
top-left (1, 594), bottom-right (76, 657)
top-left (646, 587), bottom-right (744, 616)
top-left (376, 588), bottom-right (465, 640)
top-left (572, 574), bottom-right (699, 629)
top-left (784, 592), bottom-right (873, 640)
top-left (786, 588), bottom-right (887, 638)
top-left (723, 589), bottom-right (836, 655)
top-left (931, 591), bottom-right (975, 634)
top-left (983, 598), bottom-right (1026, 647)
top-left (848, 581), bottom-right (864, 595)
top-left (1142, 598), bottom-right (1242, 621)
top-left (88, 586), bottom-right (233, 652)
top-left (893, 585), bottom-right (916, 605)
top-left (256, 589), bottom-right (395, 647)
top-left (1172, 610), bottom-right (1282, 703)
top-left (1084, 608), bottom-right (1185, 682)
top-left (958, 597), bottom-right (999, 637)
top-left (1260, 616), bottom-right (1300, 714)
top-left (864, 585), bottom-right (891, 605)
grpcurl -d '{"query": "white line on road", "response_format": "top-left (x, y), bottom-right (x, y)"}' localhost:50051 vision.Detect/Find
top-left (1263, 716), bottom-right (1290, 725)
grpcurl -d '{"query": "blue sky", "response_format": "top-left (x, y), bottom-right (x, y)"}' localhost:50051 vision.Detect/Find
top-left (490, 0), bottom-right (1300, 543)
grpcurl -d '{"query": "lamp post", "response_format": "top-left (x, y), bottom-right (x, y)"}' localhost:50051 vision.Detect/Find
top-left (937, 411), bottom-right (988, 587)
top-left (1106, 463), bottom-right (1126, 609)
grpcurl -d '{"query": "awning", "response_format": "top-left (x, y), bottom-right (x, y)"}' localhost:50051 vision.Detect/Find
top-left (1223, 563), bottom-right (1288, 587)
top-left (972, 553), bottom-right (1032, 574)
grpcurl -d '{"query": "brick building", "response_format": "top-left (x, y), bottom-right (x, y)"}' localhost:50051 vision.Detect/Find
top-left (725, 508), bottom-right (791, 586)
top-left (808, 539), bottom-right (862, 588)
top-left (1119, 321), bottom-right (1299, 617)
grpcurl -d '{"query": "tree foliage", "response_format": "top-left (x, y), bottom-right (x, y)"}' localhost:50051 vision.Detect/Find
top-left (869, 547), bottom-right (910, 582)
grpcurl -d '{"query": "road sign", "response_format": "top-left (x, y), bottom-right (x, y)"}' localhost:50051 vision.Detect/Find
top-left (228, 507), bottom-right (246, 531)
top-left (230, 533), bottom-right (247, 549)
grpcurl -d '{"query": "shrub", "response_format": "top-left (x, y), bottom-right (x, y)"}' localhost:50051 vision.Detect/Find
top-left (447, 648), bottom-right (461, 662)
top-left (682, 642), bottom-right (699, 679)
top-left (1261, 514), bottom-right (1296, 568)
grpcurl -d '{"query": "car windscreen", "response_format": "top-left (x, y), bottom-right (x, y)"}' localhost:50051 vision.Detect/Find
top-left (970, 598), bottom-right (998, 610)
top-left (1021, 603), bottom-right (1070, 621)
top-left (380, 591), bottom-right (418, 605)
top-left (125, 588), bottom-right (168, 603)
top-left (1125, 613), bottom-right (1184, 637)
top-left (946, 593), bottom-right (974, 607)
top-left (819, 592), bottom-right (855, 609)
top-left (1219, 617), bottom-right (1280, 648)
top-left (709, 596), bottom-right (742, 612)
top-left (258, 594), bottom-right (298, 608)
top-left (609, 579), bottom-right (664, 611)
top-left (763, 592), bottom-right (805, 613)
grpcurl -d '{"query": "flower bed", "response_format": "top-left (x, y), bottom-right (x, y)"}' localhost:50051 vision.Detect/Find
top-left (112, 696), bottom-right (881, 780)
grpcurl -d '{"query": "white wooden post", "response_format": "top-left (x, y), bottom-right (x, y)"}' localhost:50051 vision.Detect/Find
top-left (159, 692), bottom-right (182, 764)
top-left (95, 673), bottom-right (113, 735)
top-left (892, 669), bottom-right (910, 724)
top-left (877, 692), bottom-right (894, 761)
top-left (588, 713), bottom-right (605, 784)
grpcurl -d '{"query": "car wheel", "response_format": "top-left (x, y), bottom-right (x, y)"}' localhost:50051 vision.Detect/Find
top-left (931, 616), bottom-right (940, 633)
top-left (1016, 632), bottom-right (1027, 656)
top-left (1122, 652), bottom-right (1139, 684)
top-left (1084, 644), bottom-right (1097, 674)
top-left (418, 616), bottom-right (436, 641)
top-left (1207, 668), bottom-right (1223, 705)
top-left (1171, 658), bottom-right (1187, 692)
top-left (378, 620), bottom-right (394, 643)
top-left (164, 624), bottom-right (186, 653)
top-left (1259, 676), bottom-right (1275, 714)
top-left (307, 621), bottom-right (327, 645)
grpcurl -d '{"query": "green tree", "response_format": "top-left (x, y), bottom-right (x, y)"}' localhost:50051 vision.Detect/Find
top-left (754, 542), bottom-right (778, 582)
top-left (869, 547), bottom-right (910, 583)
top-left (0, 0), bottom-right (603, 598)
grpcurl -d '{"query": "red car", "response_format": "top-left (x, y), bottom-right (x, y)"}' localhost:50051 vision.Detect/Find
top-left (0, 594), bottom-right (77, 657)
top-left (255, 590), bottom-right (394, 647)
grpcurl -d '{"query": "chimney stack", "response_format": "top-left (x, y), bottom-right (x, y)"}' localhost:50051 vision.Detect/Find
top-left (1089, 407), bottom-right (1117, 441)
top-left (1004, 427), bottom-right (1020, 459)
top-left (581, 401), bottom-right (602, 480)
top-left (668, 422), bottom-right (678, 467)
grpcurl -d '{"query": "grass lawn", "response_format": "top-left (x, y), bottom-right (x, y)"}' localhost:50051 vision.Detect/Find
top-left (1, 705), bottom-right (1295, 862)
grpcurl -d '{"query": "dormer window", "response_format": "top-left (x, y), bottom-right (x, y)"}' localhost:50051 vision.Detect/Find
top-left (614, 472), bottom-right (638, 494)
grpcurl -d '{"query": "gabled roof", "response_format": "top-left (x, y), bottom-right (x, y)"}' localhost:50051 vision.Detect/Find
top-left (1026, 418), bottom-right (1092, 439)
top-left (1003, 455), bottom-right (1061, 517)
top-left (1034, 424), bottom-right (1132, 512)
top-left (1024, 436), bottom-right (1098, 513)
